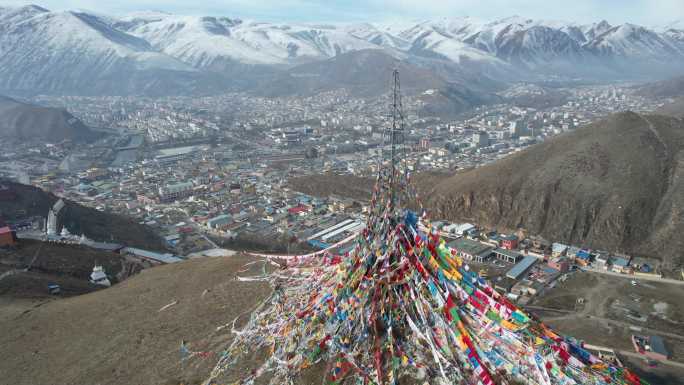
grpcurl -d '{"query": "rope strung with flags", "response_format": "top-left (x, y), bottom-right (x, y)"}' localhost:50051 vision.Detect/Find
top-left (202, 164), bottom-right (647, 385)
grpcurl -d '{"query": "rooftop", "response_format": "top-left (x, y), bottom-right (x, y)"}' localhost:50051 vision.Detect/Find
top-left (648, 335), bottom-right (668, 356)
top-left (613, 257), bottom-right (630, 267)
top-left (506, 255), bottom-right (538, 280)
top-left (447, 238), bottom-right (492, 256)
top-left (494, 248), bottom-right (523, 259)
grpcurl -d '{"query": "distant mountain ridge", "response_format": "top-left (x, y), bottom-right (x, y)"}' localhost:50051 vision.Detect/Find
top-left (1, 5), bottom-right (684, 96)
top-left (0, 6), bottom-right (229, 95)
top-left (0, 95), bottom-right (99, 142)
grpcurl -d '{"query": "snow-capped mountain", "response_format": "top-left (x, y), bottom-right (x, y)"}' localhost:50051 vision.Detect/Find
top-left (585, 23), bottom-right (683, 58)
top-left (1, 5), bottom-right (684, 96)
top-left (661, 20), bottom-right (684, 45)
top-left (114, 13), bottom-right (381, 69)
top-left (663, 20), bottom-right (684, 31)
top-left (0, 5), bottom-right (225, 95)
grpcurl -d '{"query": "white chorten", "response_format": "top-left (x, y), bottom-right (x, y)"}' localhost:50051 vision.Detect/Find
top-left (90, 265), bottom-right (111, 287)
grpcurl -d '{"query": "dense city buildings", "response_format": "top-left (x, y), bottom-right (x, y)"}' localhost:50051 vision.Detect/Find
top-left (0, 83), bottom-right (667, 256)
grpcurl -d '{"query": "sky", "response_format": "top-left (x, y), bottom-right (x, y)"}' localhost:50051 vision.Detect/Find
top-left (2, 0), bottom-right (683, 26)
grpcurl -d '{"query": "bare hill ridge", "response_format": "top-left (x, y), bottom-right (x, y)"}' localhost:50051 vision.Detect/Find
top-left (0, 239), bottom-right (148, 300)
top-left (260, 49), bottom-right (502, 116)
top-left (426, 112), bottom-right (684, 268)
top-left (636, 76), bottom-right (684, 99)
top-left (289, 112), bottom-right (684, 269)
top-left (0, 95), bottom-right (100, 142)
top-left (657, 97), bottom-right (684, 118)
top-left (0, 181), bottom-right (165, 251)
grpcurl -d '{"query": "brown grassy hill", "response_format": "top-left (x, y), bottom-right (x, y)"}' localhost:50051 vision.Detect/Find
top-left (0, 181), bottom-right (165, 251)
top-left (0, 239), bottom-right (146, 298)
top-left (426, 112), bottom-right (684, 269)
top-left (636, 76), bottom-right (684, 99)
top-left (0, 95), bottom-right (100, 143)
top-left (259, 49), bottom-right (501, 116)
top-left (0, 254), bottom-right (272, 385)
top-left (288, 171), bottom-right (450, 203)
top-left (657, 97), bottom-right (684, 118)
top-left (288, 112), bottom-right (684, 270)
top-left (289, 173), bottom-right (374, 202)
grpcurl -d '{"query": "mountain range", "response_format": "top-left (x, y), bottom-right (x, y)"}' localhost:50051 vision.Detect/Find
top-left (1, 5), bottom-right (684, 97)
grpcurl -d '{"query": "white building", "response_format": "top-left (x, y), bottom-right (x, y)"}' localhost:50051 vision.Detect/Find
top-left (472, 131), bottom-right (489, 148)
top-left (46, 209), bottom-right (57, 236)
top-left (90, 265), bottom-right (111, 287)
top-left (46, 199), bottom-right (65, 236)
top-left (509, 121), bottom-right (525, 138)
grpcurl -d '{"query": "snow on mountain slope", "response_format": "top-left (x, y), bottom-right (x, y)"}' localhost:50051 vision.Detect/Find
top-left (118, 14), bottom-right (380, 68)
top-left (1, 5), bottom-right (683, 95)
top-left (585, 23), bottom-right (683, 58)
top-left (118, 15), bottom-right (282, 66)
top-left (409, 27), bottom-right (504, 64)
top-left (457, 18), bottom-right (587, 67)
top-left (0, 4), bottom-right (48, 23)
top-left (663, 20), bottom-right (684, 31)
top-left (580, 20), bottom-right (613, 41)
top-left (373, 19), bottom-right (505, 68)
top-left (345, 23), bottom-right (411, 50)
top-left (0, 6), bottom-right (198, 94)
top-left (661, 20), bottom-right (684, 47)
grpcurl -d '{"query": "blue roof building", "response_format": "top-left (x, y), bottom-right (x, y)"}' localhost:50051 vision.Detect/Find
top-left (506, 255), bottom-right (538, 280)
top-left (576, 249), bottom-right (592, 260)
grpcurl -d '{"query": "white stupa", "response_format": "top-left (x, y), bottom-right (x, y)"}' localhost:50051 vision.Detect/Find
top-left (46, 209), bottom-right (57, 236)
top-left (90, 265), bottom-right (111, 287)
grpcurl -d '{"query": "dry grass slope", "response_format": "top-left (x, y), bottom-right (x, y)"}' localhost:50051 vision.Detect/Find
top-left (427, 112), bottom-right (684, 269)
top-left (0, 254), bottom-right (272, 385)
top-left (288, 112), bottom-right (684, 271)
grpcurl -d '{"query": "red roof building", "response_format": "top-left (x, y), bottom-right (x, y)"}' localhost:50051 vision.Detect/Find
top-left (288, 205), bottom-right (310, 216)
top-left (500, 235), bottom-right (519, 250)
top-left (0, 226), bottom-right (16, 247)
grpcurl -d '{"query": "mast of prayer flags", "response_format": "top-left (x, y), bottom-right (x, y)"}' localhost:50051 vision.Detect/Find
top-left (205, 72), bottom-right (646, 385)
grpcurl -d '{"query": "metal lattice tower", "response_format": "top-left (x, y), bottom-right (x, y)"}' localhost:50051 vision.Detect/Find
top-left (379, 69), bottom-right (407, 212)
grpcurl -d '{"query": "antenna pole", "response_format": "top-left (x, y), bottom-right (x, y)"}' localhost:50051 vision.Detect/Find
top-left (389, 69), bottom-right (403, 211)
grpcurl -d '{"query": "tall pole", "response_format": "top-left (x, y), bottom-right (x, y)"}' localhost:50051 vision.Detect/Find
top-left (389, 69), bottom-right (403, 211)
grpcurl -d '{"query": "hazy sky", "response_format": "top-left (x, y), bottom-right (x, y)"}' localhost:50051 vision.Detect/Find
top-left (3, 0), bottom-right (683, 26)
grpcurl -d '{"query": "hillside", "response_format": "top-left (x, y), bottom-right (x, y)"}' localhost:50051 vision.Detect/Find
top-left (289, 112), bottom-right (684, 270)
top-left (426, 112), bottom-right (684, 269)
top-left (288, 171), bottom-right (450, 203)
top-left (656, 97), bottom-right (684, 118)
top-left (636, 76), bottom-right (684, 98)
top-left (288, 173), bottom-right (374, 201)
top-left (0, 239), bottom-right (146, 298)
top-left (258, 50), bottom-right (501, 115)
top-left (0, 254), bottom-right (274, 385)
top-left (0, 95), bottom-right (100, 143)
top-left (0, 181), bottom-right (165, 251)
